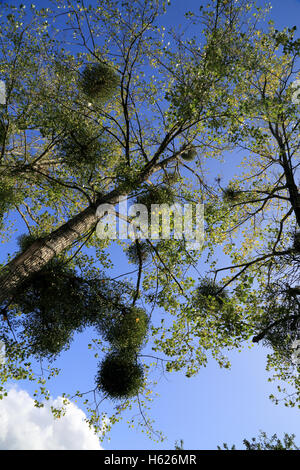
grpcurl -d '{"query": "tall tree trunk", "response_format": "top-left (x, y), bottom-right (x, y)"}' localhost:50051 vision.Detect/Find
top-left (0, 189), bottom-right (122, 306)
top-left (0, 205), bottom-right (97, 305)
top-left (0, 127), bottom-right (180, 306)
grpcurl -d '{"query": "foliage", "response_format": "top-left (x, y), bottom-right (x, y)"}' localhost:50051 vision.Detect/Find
top-left (96, 353), bottom-right (144, 399)
top-left (0, 179), bottom-right (15, 227)
top-left (136, 185), bottom-right (176, 208)
top-left (105, 307), bottom-right (149, 353)
top-left (222, 186), bottom-right (242, 203)
top-left (57, 121), bottom-right (115, 169)
top-left (0, 0), bottom-right (299, 441)
top-left (181, 148), bottom-right (197, 162)
top-left (126, 241), bottom-right (152, 265)
top-left (79, 62), bottom-right (119, 103)
top-left (219, 431), bottom-right (299, 450)
top-left (17, 233), bottom-right (45, 252)
top-left (7, 238), bottom-right (137, 360)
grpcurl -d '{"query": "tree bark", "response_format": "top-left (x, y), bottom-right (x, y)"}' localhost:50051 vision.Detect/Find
top-left (0, 128), bottom-right (181, 306)
top-left (0, 187), bottom-right (124, 305)
top-left (0, 205), bottom-right (96, 305)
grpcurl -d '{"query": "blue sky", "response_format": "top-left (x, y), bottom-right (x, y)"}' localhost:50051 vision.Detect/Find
top-left (0, 0), bottom-right (300, 451)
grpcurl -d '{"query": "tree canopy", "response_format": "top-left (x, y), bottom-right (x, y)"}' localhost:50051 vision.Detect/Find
top-left (219, 431), bottom-right (299, 450)
top-left (0, 0), bottom-right (299, 441)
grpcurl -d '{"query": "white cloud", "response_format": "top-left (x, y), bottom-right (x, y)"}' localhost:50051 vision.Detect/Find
top-left (0, 388), bottom-right (103, 450)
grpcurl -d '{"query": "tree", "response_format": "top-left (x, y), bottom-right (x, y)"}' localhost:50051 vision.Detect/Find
top-left (183, 13), bottom-right (300, 407)
top-left (162, 1), bottom-right (300, 407)
top-left (219, 431), bottom-right (299, 450)
top-left (0, 0), bottom-right (299, 440)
